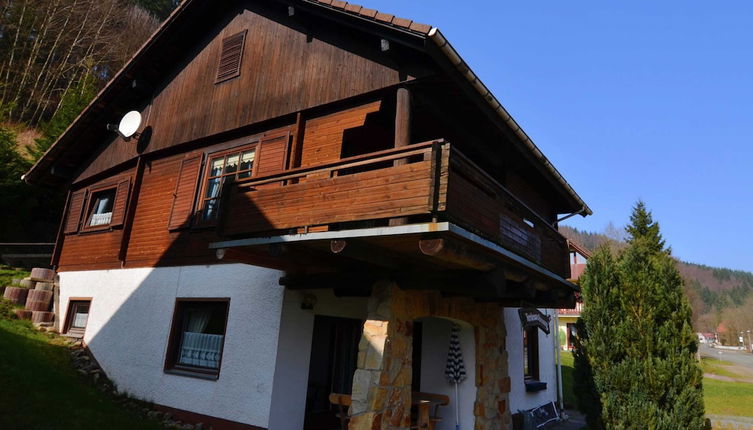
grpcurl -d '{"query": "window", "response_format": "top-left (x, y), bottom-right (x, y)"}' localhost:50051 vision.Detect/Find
top-left (523, 326), bottom-right (539, 380)
top-left (64, 299), bottom-right (91, 336)
top-left (65, 178), bottom-right (130, 234)
top-left (87, 189), bottom-right (116, 227)
top-left (165, 299), bottom-right (230, 378)
top-left (199, 147), bottom-right (256, 223)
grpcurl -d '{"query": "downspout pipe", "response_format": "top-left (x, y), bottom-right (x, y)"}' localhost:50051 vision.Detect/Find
top-left (427, 28), bottom-right (592, 218)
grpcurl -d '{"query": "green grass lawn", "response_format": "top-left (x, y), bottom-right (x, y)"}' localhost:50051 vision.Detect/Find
top-left (704, 378), bottom-right (753, 417)
top-left (560, 350), bottom-right (576, 408)
top-left (0, 317), bottom-right (164, 430)
top-left (0, 265), bottom-right (29, 288)
top-left (560, 350), bottom-right (753, 418)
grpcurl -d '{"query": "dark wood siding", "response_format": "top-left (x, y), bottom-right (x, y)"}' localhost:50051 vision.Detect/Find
top-left (300, 102), bottom-right (382, 167)
top-left (75, 7), bottom-right (407, 183)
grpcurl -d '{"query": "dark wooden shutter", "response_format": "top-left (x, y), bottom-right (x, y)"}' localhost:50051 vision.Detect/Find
top-left (255, 132), bottom-right (290, 188)
top-left (168, 154), bottom-right (203, 231)
top-left (109, 179), bottom-right (131, 228)
top-left (64, 189), bottom-right (87, 234)
top-left (215, 30), bottom-right (246, 83)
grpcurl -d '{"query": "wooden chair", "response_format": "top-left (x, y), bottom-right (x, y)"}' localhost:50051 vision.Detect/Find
top-left (411, 392), bottom-right (450, 430)
top-left (329, 393), bottom-right (352, 430)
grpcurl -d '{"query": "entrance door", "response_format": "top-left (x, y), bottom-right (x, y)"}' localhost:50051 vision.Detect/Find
top-left (303, 315), bottom-right (363, 430)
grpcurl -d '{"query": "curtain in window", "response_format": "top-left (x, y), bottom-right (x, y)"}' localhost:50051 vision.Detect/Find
top-left (95, 195), bottom-right (112, 214)
top-left (178, 309), bottom-right (222, 368)
top-left (179, 332), bottom-right (224, 368)
top-left (72, 312), bottom-right (89, 328)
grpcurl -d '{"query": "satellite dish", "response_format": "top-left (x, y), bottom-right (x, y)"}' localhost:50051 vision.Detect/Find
top-left (118, 111), bottom-right (142, 139)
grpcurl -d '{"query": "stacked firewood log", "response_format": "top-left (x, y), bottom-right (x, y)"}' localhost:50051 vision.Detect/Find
top-left (3, 267), bottom-right (58, 326)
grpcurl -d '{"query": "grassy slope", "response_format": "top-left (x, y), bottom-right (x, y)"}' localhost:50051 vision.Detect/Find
top-left (0, 318), bottom-right (163, 430)
top-left (0, 266), bottom-right (29, 289)
top-left (561, 351), bottom-right (753, 417)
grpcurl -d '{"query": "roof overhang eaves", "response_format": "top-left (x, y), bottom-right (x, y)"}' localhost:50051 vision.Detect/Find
top-left (426, 28), bottom-right (592, 217)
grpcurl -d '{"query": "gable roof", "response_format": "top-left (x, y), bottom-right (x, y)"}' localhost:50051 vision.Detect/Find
top-left (25, 0), bottom-right (591, 217)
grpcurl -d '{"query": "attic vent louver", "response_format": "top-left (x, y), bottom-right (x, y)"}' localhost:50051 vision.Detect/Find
top-left (216, 30), bottom-right (247, 83)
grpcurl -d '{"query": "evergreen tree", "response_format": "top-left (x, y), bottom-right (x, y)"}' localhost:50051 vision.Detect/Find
top-left (574, 202), bottom-right (707, 429)
top-left (626, 200), bottom-right (665, 252)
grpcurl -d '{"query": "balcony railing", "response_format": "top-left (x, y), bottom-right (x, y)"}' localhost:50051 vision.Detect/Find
top-left (219, 140), bottom-right (570, 278)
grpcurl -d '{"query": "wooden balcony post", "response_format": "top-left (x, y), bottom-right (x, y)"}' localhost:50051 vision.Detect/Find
top-left (394, 86), bottom-right (411, 153)
top-left (390, 86), bottom-right (411, 226)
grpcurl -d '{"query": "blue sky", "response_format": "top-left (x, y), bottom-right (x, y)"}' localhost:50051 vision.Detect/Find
top-left (362, 0), bottom-right (753, 272)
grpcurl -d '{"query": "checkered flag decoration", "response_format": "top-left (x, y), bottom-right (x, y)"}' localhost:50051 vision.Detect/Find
top-left (445, 323), bottom-right (467, 383)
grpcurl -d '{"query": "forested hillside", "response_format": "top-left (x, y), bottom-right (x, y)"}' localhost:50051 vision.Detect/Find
top-left (561, 225), bottom-right (753, 344)
top-left (0, 0), bottom-right (177, 242)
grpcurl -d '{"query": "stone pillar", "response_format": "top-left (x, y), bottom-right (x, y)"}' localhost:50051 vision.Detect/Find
top-left (349, 283), bottom-right (512, 430)
top-left (350, 281), bottom-right (413, 430)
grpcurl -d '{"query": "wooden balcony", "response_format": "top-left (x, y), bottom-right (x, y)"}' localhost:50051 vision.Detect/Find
top-left (218, 140), bottom-right (570, 279)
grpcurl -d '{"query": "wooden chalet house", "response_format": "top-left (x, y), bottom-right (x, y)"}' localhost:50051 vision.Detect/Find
top-left (25, 0), bottom-right (591, 429)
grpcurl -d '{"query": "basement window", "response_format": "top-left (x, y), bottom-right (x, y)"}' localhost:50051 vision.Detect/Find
top-left (64, 299), bottom-right (92, 337)
top-left (165, 299), bottom-right (230, 379)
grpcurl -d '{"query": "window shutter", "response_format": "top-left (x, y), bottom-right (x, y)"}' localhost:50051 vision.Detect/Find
top-left (64, 190), bottom-right (87, 234)
top-left (215, 30), bottom-right (246, 83)
top-left (255, 132), bottom-right (290, 188)
top-left (168, 154), bottom-right (203, 231)
top-left (109, 178), bottom-right (131, 228)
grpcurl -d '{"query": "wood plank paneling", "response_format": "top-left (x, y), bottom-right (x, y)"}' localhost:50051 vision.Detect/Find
top-left (444, 157), bottom-right (568, 278)
top-left (75, 6), bottom-right (404, 183)
top-left (300, 102), bottom-right (382, 167)
top-left (222, 160), bottom-right (434, 236)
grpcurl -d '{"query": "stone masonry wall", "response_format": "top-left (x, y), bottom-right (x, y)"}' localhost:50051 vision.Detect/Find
top-left (349, 281), bottom-right (511, 430)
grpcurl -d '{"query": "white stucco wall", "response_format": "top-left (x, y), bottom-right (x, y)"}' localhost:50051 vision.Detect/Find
top-left (59, 263), bottom-right (284, 428)
top-left (419, 318), bottom-right (476, 430)
top-left (268, 289), bottom-right (369, 429)
top-left (504, 308), bottom-right (558, 413)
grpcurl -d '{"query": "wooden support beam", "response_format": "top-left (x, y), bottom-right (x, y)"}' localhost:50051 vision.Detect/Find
top-left (418, 237), bottom-right (528, 282)
top-left (396, 268), bottom-right (507, 300)
top-left (390, 86), bottom-right (412, 227)
top-left (394, 86), bottom-right (411, 158)
top-left (329, 239), bottom-right (399, 269)
top-left (279, 272), bottom-right (382, 293)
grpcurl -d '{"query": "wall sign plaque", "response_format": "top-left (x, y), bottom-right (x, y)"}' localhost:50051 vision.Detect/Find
top-left (518, 307), bottom-right (551, 334)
